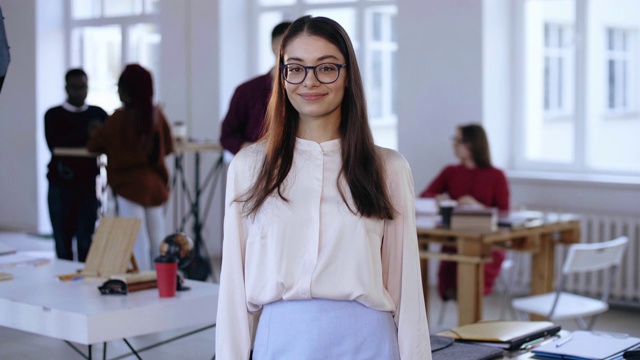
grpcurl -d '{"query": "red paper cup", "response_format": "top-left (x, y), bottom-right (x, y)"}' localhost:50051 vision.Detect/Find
top-left (155, 261), bottom-right (178, 298)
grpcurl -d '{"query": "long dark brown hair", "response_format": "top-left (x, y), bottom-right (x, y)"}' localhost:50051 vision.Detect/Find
top-left (240, 15), bottom-right (394, 220)
top-left (118, 64), bottom-right (155, 152)
top-left (459, 123), bottom-right (492, 168)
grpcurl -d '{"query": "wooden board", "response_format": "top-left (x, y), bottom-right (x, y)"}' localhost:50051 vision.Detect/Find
top-left (82, 217), bottom-right (141, 278)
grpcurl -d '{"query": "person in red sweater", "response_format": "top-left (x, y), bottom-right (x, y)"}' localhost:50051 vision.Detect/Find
top-left (420, 123), bottom-right (509, 300)
top-left (87, 64), bottom-right (174, 270)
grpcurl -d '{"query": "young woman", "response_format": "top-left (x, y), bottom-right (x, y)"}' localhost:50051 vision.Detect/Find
top-left (215, 16), bottom-right (430, 360)
top-left (87, 64), bottom-right (174, 270)
top-left (420, 123), bottom-right (509, 300)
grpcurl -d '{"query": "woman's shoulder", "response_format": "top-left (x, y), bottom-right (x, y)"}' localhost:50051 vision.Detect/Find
top-left (106, 108), bottom-right (126, 122)
top-left (481, 165), bottom-right (507, 176)
top-left (230, 141), bottom-right (266, 170)
top-left (375, 146), bottom-right (411, 173)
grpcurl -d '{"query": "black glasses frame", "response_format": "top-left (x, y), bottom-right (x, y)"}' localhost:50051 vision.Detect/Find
top-left (280, 63), bottom-right (347, 85)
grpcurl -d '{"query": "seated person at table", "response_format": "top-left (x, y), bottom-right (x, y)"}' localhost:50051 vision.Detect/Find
top-left (420, 123), bottom-right (509, 300)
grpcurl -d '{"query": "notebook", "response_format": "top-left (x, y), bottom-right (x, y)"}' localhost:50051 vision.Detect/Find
top-left (532, 330), bottom-right (640, 360)
top-left (437, 320), bottom-right (561, 350)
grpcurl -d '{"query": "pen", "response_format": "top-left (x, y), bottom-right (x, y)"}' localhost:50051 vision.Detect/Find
top-left (57, 273), bottom-right (84, 282)
top-left (555, 335), bottom-right (573, 348)
top-left (522, 335), bottom-right (558, 350)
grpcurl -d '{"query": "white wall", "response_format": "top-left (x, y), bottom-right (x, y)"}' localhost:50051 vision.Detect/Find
top-left (160, 1), bottom-right (225, 259)
top-left (398, 0), bottom-right (512, 193)
top-left (0, 0), bottom-right (40, 231)
top-left (35, 0), bottom-right (64, 233)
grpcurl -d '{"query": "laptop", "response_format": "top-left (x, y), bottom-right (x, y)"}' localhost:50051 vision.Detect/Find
top-left (438, 320), bottom-right (562, 350)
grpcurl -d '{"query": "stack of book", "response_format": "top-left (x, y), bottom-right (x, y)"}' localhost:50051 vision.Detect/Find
top-left (111, 270), bottom-right (158, 292)
top-left (415, 197), bottom-right (440, 228)
top-left (450, 207), bottom-right (498, 231)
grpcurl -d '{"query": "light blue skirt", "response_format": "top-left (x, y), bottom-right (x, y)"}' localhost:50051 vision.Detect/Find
top-left (253, 299), bottom-right (400, 360)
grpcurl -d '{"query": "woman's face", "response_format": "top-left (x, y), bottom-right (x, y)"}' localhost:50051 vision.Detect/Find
top-left (282, 34), bottom-right (347, 124)
top-left (453, 128), bottom-right (472, 162)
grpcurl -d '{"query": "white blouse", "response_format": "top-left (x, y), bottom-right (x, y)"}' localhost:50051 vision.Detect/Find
top-left (215, 138), bottom-right (431, 359)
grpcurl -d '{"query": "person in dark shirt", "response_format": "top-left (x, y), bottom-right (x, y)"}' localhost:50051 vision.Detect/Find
top-left (45, 68), bottom-right (108, 262)
top-left (219, 21), bottom-right (291, 154)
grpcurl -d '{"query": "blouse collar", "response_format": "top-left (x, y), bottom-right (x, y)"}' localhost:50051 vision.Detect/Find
top-left (295, 137), bottom-right (341, 153)
top-left (62, 101), bottom-right (89, 113)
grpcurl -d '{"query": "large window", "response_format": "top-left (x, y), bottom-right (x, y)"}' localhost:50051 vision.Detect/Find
top-left (518, 0), bottom-right (640, 175)
top-left (253, 0), bottom-right (398, 149)
top-left (67, 0), bottom-right (161, 113)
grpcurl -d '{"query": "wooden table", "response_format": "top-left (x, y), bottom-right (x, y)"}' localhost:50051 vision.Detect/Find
top-left (418, 214), bottom-right (581, 326)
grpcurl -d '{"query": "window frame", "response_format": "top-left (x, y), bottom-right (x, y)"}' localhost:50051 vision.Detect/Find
top-left (605, 27), bottom-right (636, 115)
top-left (543, 22), bottom-right (574, 119)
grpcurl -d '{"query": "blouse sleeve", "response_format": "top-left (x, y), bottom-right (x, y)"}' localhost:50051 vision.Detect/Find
top-left (219, 88), bottom-right (249, 155)
top-left (86, 115), bottom-right (112, 154)
top-left (494, 168), bottom-right (510, 211)
top-left (215, 155), bottom-right (258, 360)
top-left (380, 150), bottom-right (432, 359)
top-left (419, 166), bottom-right (449, 198)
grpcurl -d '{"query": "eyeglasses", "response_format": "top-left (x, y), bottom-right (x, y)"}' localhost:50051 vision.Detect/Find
top-left (280, 63), bottom-right (347, 84)
top-left (452, 136), bottom-right (465, 145)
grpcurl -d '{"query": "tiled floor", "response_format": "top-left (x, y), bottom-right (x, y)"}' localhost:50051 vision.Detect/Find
top-left (1, 232), bottom-right (639, 359)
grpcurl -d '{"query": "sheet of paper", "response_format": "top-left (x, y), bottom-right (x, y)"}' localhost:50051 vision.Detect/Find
top-left (0, 252), bottom-right (51, 270)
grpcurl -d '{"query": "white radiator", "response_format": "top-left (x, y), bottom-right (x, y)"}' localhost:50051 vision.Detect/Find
top-left (507, 210), bottom-right (640, 306)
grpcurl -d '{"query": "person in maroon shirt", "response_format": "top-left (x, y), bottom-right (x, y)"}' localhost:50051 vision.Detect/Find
top-left (219, 21), bottom-right (291, 155)
top-left (420, 123), bottom-right (510, 300)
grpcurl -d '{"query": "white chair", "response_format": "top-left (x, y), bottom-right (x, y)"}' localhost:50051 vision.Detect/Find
top-left (511, 236), bottom-right (628, 330)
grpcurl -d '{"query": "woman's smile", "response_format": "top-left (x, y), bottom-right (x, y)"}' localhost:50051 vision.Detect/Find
top-left (298, 92), bottom-right (327, 101)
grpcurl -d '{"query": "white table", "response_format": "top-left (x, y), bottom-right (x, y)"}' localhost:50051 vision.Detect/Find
top-left (0, 258), bottom-right (218, 358)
